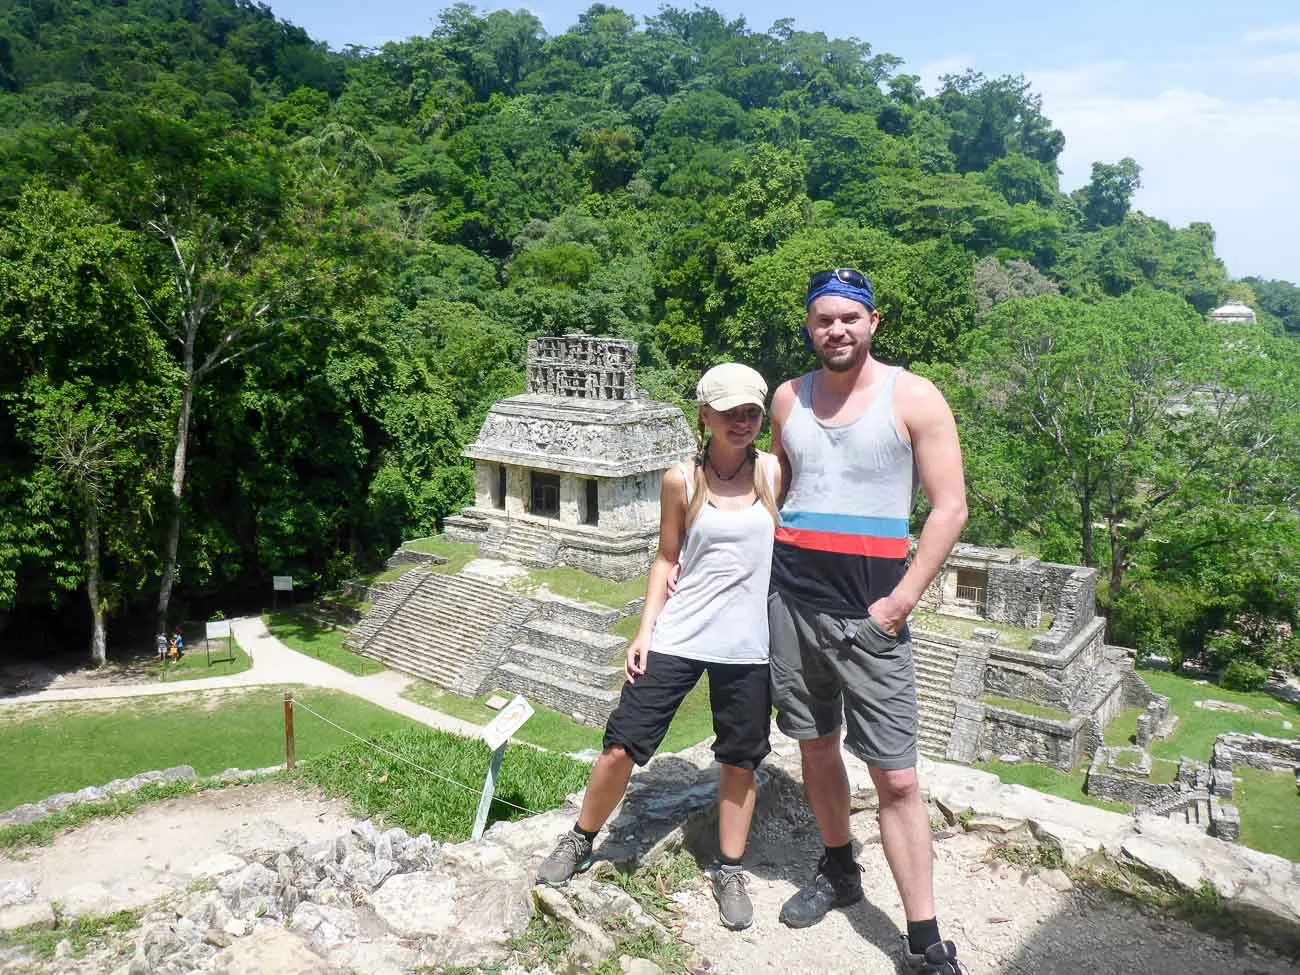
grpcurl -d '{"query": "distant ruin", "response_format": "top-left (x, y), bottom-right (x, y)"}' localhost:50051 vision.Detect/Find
top-left (444, 335), bottom-right (694, 581)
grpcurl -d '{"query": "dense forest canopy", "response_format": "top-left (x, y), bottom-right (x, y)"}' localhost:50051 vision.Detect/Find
top-left (0, 0), bottom-right (1296, 678)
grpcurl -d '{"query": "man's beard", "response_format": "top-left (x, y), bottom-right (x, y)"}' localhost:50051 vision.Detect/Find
top-left (817, 335), bottom-right (870, 373)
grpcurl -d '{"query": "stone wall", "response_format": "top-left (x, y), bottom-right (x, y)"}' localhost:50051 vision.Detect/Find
top-left (1212, 733), bottom-right (1300, 773)
top-left (1080, 675), bottom-right (1129, 760)
top-left (985, 561), bottom-right (1048, 629)
top-left (601, 471), bottom-right (663, 532)
top-left (536, 594), bottom-right (620, 631)
top-left (1028, 567), bottom-right (1098, 653)
top-left (0, 765), bottom-right (276, 827)
top-left (554, 531), bottom-right (657, 581)
top-left (1085, 747), bottom-right (1178, 807)
top-left (983, 617), bottom-right (1109, 711)
top-left (980, 707), bottom-right (1083, 770)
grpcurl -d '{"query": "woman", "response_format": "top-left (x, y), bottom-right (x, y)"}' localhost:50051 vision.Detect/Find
top-left (536, 362), bottom-right (780, 932)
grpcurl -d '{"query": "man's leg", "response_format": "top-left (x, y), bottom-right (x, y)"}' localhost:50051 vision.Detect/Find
top-left (769, 594), bottom-right (864, 928)
top-left (870, 764), bottom-right (934, 922)
top-left (799, 731), bottom-right (851, 848)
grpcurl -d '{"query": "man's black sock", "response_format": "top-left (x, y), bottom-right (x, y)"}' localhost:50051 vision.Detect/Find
top-left (824, 842), bottom-right (856, 872)
top-left (573, 823), bottom-right (599, 843)
top-left (907, 918), bottom-right (942, 955)
top-left (718, 853), bottom-right (743, 869)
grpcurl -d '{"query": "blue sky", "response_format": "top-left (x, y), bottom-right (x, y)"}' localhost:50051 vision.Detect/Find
top-left (268, 0), bottom-right (1300, 284)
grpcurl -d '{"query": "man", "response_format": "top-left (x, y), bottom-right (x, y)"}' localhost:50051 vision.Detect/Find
top-left (768, 268), bottom-right (969, 974)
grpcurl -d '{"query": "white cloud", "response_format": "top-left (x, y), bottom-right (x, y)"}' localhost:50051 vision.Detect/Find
top-left (1242, 23), bottom-right (1300, 46)
top-left (1242, 51), bottom-right (1300, 78)
top-left (1029, 67), bottom-right (1300, 280)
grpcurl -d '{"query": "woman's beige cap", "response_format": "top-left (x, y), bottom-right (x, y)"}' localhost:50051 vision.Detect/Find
top-left (696, 363), bottom-right (768, 412)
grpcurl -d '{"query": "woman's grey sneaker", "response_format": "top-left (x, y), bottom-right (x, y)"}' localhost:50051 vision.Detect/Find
top-left (536, 830), bottom-right (594, 886)
top-left (898, 936), bottom-right (968, 974)
top-left (712, 865), bottom-right (754, 930)
top-left (778, 854), bottom-right (864, 928)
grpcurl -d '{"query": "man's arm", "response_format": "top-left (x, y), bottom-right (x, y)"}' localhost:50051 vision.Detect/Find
top-left (769, 379), bottom-right (797, 505)
top-left (868, 375), bottom-right (967, 633)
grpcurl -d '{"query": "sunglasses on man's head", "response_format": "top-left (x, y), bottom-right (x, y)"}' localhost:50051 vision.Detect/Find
top-left (807, 268), bottom-right (870, 291)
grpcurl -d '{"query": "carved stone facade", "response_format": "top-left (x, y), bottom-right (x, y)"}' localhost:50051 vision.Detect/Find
top-left (445, 335), bottom-right (695, 581)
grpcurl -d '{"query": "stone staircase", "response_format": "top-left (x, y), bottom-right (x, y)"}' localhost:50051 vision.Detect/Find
top-left (1148, 791), bottom-right (1212, 829)
top-left (494, 608), bottom-right (627, 725)
top-left (913, 637), bottom-right (961, 759)
top-left (498, 519), bottom-right (559, 566)
top-left (348, 570), bottom-right (526, 688)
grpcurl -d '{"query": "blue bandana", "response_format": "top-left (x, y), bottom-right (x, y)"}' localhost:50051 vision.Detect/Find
top-left (805, 278), bottom-right (875, 311)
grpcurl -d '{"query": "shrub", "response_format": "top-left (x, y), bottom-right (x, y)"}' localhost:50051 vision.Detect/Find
top-left (1219, 660), bottom-right (1269, 692)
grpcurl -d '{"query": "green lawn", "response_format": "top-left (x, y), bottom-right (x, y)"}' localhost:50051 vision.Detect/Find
top-left (1234, 767), bottom-right (1300, 862)
top-left (299, 725), bottom-right (591, 842)
top-left (1104, 705), bottom-right (1146, 746)
top-left (510, 565), bottom-right (648, 610)
top-left (0, 687), bottom-right (417, 809)
top-left (1150, 758), bottom-right (1179, 784)
top-left (981, 695), bottom-right (1071, 723)
top-left (263, 609), bottom-right (384, 676)
top-left (975, 760), bottom-right (1131, 813)
top-left (912, 610), bottom-right (1042, 651)
top-left (612, 614), bottom-right (642, 642)
top-left (354, 564), bottom-right (417, 587)
top-left (1137, 669), bottom-right (1299, 762)
top-left (401, 535), bottom-right (481, 574)
top-left (159, 628), bottom-right (252, 682)
top-left (402, 676), bottom-right (715, 756)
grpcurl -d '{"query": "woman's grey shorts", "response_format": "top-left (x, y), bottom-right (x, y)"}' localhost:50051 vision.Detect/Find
top-left (767, 589), bottom-right (919, 770)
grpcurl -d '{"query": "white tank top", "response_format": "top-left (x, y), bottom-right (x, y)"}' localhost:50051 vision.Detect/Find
top-left (649, 457), bottom-right (777, 665)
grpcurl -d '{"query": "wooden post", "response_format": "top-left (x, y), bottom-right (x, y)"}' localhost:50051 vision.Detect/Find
top-left (472, 743), bottom-right (506, 841)
top-left (283, 690), bottom-right (296, 770)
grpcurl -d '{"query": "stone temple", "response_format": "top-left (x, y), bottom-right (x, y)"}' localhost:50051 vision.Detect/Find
top-left (444, 335), bottom-right (694, 580)
top-left (1207, 301), bottom-right (1257, 325)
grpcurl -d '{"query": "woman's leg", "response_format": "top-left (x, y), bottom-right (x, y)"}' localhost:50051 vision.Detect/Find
top-left (717, 763), bottom-right (757, 859)
top-left (575, 744), bottom-right (636, 834)
top-left (707, 661), bottom-right (773, 860)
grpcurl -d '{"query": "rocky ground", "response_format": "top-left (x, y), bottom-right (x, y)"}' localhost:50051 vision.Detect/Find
top-left (1, 740), bottom-right (1298, 974)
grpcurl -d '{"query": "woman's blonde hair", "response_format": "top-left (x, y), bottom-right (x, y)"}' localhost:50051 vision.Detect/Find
top-left (684, 412), bottom-right (779, 531)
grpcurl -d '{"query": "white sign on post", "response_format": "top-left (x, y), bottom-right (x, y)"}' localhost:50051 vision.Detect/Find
top-left (473, 694), bottom-right (535, 840)
top-left (272, 576), bottom-right (294, 592)
top-left (205, 620), bottom-right (231, 640)
top-left (481, 695), bottom-right (535, 752)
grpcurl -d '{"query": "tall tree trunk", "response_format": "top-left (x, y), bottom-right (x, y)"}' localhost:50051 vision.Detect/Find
top-left (1080, 488), bottom-right (1094, 567)
top-left (1107, 520), bottom-right (1126, 605)
top-left (84, 500), bottom-right (106, 667)
top-left (156, 365), bottom-right (194, 634)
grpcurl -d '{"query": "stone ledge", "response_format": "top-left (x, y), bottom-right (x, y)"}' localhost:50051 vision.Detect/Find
top-left (0, 766), bottom-right (280, 829)
top-left (914, 755), bottom-right (1300, 953)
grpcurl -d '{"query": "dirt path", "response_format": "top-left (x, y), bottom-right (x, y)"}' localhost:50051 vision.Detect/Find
top-left (0, 781), bottom-right (352, 929)
top-left (678, 797), bottom-right (1298, 975)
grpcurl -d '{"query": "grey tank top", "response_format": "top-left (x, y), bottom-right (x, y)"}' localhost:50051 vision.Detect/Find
top-left (650, 457), bottom-right (777, 665)
top-left (771, 367), bottom-right (916, 614)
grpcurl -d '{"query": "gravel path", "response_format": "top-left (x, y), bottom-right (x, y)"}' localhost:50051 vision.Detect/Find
top-left (678, 789), bottom-right (1299, 975)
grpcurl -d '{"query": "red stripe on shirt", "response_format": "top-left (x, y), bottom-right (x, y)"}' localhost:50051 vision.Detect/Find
top-left (775, 527), bottom-right (910, 559)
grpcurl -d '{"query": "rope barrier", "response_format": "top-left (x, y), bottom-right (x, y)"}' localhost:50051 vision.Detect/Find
top-left (289, 698), bottom-right (544, 817)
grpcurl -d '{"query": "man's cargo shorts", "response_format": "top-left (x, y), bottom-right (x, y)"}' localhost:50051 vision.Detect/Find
top-left (768, 589), bottom-right (919, 770)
